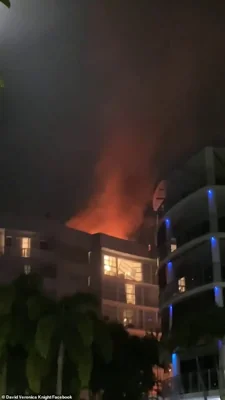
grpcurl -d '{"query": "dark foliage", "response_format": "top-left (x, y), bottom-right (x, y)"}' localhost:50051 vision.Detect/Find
top-left (0, 1), bottom-right (10, 8)
top-left (90, 322), bottom-right (159, 400)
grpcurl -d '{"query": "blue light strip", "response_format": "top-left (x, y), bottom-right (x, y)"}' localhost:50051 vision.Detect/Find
top-left (165, 218), bottom-right (170, 228)
top-left (211, 236), bottom-right (217, 247)
top-left (207, 188), bottom-right (213, 198)
top-left (172, 353), bottom-right (178, 376)
top-left (167, 261), bottom-right (172, 270)
top-left (214, 286), bottom-right (222, 304)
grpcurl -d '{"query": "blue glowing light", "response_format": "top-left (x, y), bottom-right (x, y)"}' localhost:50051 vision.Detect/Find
top-left (169, 305), bottom-right (173, 317)
top-left (218, 339), bottom-right (223, 349)
top-left (172, 353), bottom-right (178, 375)
top-left (167, 261), bottom-right (172, 270)
top-left (211, 236), bottom-right (216, 247)
top-left (211, 236), bottom-right (217, 247)
top-left (172, 353), bottom-right (177, 361)
top-left (214, 286), bottom-right (221, 304)
top-left (208, 189), bottom-right (213, 197)
top-left (214, 286), bottom-right (220, 299)
top-left (165, 218), bottom-right (170, 228)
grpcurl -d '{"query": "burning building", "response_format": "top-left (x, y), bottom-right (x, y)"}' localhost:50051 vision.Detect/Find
top-left (0, 213), bottom-right (159, 337)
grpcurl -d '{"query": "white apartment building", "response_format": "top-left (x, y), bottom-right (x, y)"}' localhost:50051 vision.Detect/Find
top-left (155, 147), bottom-right (225, 399)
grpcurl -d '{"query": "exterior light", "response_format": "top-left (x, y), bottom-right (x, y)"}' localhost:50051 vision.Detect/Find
top-left (211, 236), bottom-right (217, 247)
top-left (167, 261), bottom-right (172, 270)
top-left (165, 218), bottom-right (170, 228)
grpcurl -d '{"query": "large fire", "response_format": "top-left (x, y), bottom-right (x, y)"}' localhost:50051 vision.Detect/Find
top-left (67, 129), bottom-right (153, 239)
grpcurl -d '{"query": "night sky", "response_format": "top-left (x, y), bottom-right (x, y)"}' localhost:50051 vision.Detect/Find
top-left (1, 1), bottom-right (225, 232)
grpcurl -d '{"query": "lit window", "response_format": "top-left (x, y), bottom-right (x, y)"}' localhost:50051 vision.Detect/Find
top-left (125, 283), bottom-right (135, 304)
top-left (24, 265), bottom-right (31, 275)
top-left (171, 244), bottom-right (177, 252)
top-left (21, 237), bottom-right (31, 258)
top-left (103, 255), bottom-right (116, 276)
top-left (178, 277), bottom-right (185, 293)
top-left (118, 258), bottom-right (142, 281)
top-left (123, 309), bottom-right (134, 326)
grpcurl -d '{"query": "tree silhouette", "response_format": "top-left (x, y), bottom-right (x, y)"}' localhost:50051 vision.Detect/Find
top-left (0, 0), bottom-right (10, 7)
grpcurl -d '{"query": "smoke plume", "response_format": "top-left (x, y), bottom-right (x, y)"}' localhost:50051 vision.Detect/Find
top-left (68, 1), bottom-right (225, 238)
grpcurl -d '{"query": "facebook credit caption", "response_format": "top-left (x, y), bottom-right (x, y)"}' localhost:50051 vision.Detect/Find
top-left (2, 396), bottom-right (72, 400)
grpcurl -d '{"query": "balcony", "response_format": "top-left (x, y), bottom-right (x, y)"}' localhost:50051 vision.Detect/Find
top-left (159, 271), bottom-right (213, 307)
top-left (102, 300), bottom-right (160, 333)
top-left (161, 368), bottom-right (222, 398)
top-left (0, 246), bottom-right (55, 263)
top-left (102, 276), bottom-right (158, 307)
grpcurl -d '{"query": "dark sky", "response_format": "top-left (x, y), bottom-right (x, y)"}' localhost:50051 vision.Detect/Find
top-left (1, 0), bottom-right (225, 224)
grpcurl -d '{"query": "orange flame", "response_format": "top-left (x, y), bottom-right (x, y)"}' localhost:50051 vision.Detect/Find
top-left (67, 125), bottom-right (154, 239)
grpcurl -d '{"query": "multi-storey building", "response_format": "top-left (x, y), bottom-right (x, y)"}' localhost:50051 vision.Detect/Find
top-left (93, 233), bottom-right (159, 336)
top-left (155, 146), bottom-right (225, 399)
top-left (0, 214), bottom-right (159, 337)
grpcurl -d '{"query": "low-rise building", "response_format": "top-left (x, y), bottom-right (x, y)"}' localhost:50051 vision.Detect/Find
top-left (0, 214), bottom-right (159, 336)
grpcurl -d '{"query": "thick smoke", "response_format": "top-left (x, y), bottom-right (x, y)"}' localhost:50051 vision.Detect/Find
top-left (68, 127), bottom-right (154, 239)
top-left (68, 1), bottom-right (225, 238)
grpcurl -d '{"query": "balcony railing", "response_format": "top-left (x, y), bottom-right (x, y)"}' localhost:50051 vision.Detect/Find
top-left (0, 246), bottom-right (55, 261)
top-left (159, 276), bottom-right (212, 306)
top-left (161, 368), bottom-right (224, 398)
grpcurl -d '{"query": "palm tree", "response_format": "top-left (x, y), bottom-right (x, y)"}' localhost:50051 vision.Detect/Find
top-left (0, 0), bottom-right (10, 7)
top-left (0, 273), bottom-right (48, 395)
top-left (32, 292), bottom-right (112, 398)
top-left (90, 321), bottom-right (160, 400)
top-left (0, 273), bottom-right (111, 396)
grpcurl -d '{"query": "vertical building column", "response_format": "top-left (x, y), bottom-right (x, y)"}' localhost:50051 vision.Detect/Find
top-left (218, 339), bottom-right (225, 390)
top-left (165, 218), bottom-right (172, 254)
top-left (169, 305), bottom-right (173, 330)
top-left (207, 188), bottom-right (218, 232)
top-left (205, 146), bottom-right (215, 186)
top-left (172, 353), bottom-right (180, 377)
top-left (167, 261), bottom-right (174, 284)
top-left (171, 352), bottom-right (181, 394)
top-left (211, 237), bottom-right (223, 307)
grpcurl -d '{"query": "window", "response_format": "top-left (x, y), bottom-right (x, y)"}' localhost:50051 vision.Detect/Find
top-left (40, 240), bottom-right (48, 250)
top-left (118, 258), bottom-right (142, 281)
top-left (171, 244), bottom-right (177, 252)
top-left (103, 255), bottom-right (117, 276)
top-left (5, 236), bottom-right (12, 247)
top-left (178, 277), bottom-right (186, 293)
top-left (123, 309), bottom-right (134, 326)
top-left (21, 237), bottom-right (31, 257)
top-left (125, 283), bottom-right (135, 304)
top-left (24, 265), bottom-right (31, 275)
